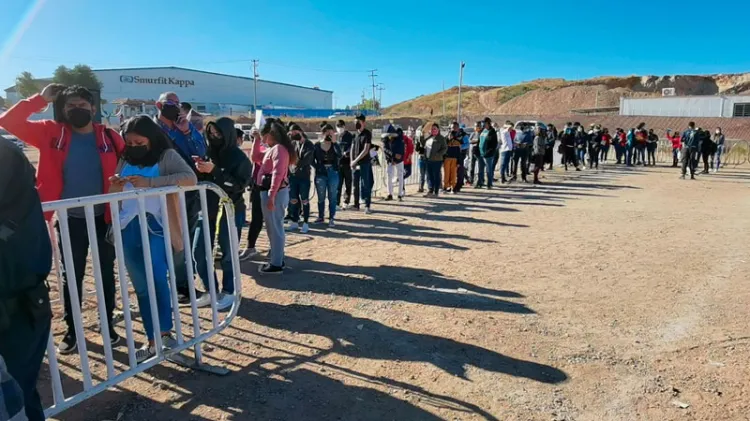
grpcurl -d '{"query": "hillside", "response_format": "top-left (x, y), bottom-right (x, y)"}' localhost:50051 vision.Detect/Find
top-left (384, 73), bottom-right (750, 117)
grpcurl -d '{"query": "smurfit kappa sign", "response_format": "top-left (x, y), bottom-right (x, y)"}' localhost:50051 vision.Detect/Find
top-left (119, 75), bottom-right (195, 88)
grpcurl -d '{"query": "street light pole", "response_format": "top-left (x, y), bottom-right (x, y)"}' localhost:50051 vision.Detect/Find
top-left (252, 59), bottom-right (259, 111)
top-left (457, 61), bottom-right (465, 124)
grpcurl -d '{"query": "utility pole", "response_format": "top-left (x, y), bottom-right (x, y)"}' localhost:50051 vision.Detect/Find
top-left (457, 61), bottom-right (465, 124)
top-left (252, 59), bottom-right (259, 111)
top-left (442, 80), bottom-right (446, 116)
top-left (377, 83), bottom-right (385, 113)
top-left (368, 69), bottom-right (378, 115)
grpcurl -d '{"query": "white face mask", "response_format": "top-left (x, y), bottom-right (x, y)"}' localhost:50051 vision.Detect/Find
top-left (715, 130), bottom-right (720, 135)
top-left (336, 127), bottom-right (345, 134)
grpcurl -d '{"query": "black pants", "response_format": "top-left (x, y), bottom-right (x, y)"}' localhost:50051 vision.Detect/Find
top-left (470, 147), bottom-right (480, 183)
top-left (56, 214), bottom-right (116, 336)
top-left (544, 145), bottom-right (554, 168)
top-left (175, 190), bottom-right (201, 295)
top-left (647, 147), bottom-right (657, 166)
top-left (701, 151), bottom-right (711, 173)
top-left (512, 148), bottom-right (529, 180)
top-left (455, 151), bottom-right (467, 192)
top-left (681, 147), bottom-right (698, 176)
top-left (564, 147), bottom-right (578, 170)
top-left (337, 160), bottom-right (352, 206)
top-left (246, 188), bottom-right (264, 249)
top-left (492, 149), bottom-right (500, 180)
top-left (588, 148), bottom-right (599, 169)
top-left (0, 292), bottom-right (51, 421)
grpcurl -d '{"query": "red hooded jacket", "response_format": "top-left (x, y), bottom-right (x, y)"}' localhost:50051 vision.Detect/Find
top-left (403, 135), bottom-right (414, 165)
top-left (667, 133), bottom-right (682, 149)
top-left (0, 94), bottom-right (125, 221)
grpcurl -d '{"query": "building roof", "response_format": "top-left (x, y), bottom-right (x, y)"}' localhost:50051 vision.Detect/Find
top-left (5, 66), bottom-right (332, 94)
top-left (93, 66), bottom-right (333, 93)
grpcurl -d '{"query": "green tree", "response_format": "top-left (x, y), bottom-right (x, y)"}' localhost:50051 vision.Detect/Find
top-left (347, 99), bottom-right (380, 111)
top-left (15, 71), bottom-right (41, 98)
top-left (52, 64), bottom-right (103, 91)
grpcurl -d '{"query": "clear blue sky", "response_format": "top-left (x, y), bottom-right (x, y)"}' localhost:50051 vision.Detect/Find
top-left (1, 0), bottom-right (749, 108)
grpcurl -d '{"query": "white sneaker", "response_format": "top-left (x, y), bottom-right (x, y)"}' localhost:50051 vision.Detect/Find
top-left (364, 207), bottom-right (373, 215)
top-left (300, 223), bottom-right (310, 233)
top-left (194, 293), bottom-right (212, 308)
top-left (239, 247), bottom-right (258, 261)
top-left (286, 222), bottom-right (299, 231)
top-left (216, 293), bottom-right (234, 311)
top-left (136, 333), bottom-right (177, 363)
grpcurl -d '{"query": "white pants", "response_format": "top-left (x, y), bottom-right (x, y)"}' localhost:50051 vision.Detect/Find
top-left (387, 162), bottom-right (405, 197)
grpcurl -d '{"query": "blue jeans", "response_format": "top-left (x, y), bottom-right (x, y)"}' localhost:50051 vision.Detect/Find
top-left (354, 162), bottom-right (373, 207)
top-left (500, 151), bottom-right (512, 180)
top-left (426, 161), bottom-right (442, 194)
top-left (625, 146), bottom-right (633, 166)
top-left (418, 157), bottom-right (430, 190)
top-left (193, 205), bottom-right (237, 296)
top-left (477, 155), bottom-right (486, 186)
top-left (122, 215), bottom-right (173, 340)
top-left (315, 167), bottom-right (340, 220)
top-left (288, 177), bottom-right (311, 223)
top-left (715, 145), bottom-right (724, 169)
top-left (484, 156), bottom-right (496, 187)
top-left (577, 148), bottom-right (586, 165)
top-left (261, 188), bottom-right (290, 267)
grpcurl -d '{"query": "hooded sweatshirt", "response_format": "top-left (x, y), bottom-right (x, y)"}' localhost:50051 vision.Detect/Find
top-left (203, 117), bottom-right (253, 210)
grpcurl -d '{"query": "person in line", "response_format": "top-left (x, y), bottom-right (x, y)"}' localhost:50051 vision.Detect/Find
top-left (477, 118), bottom-right (498, 189)
top-left (469, 121), bottom-right (483, 186)
top-left (240, 125), bottom-right (272, 261)
top-left (680, 122), bottom-right (700, 180)
top-left (191, 118), bottom-right (251, 309)
top-left (575, 124), bottom-right (588, 169)
top-left (587, 125), bottom-right (602, 170)
top-left (561, 123), bottom-right (579, 171)
top-left (666, 129), bottom-right (682, 167)
top-left (180, 102), bottom-right (204, 133)
top-left (109, 116), bottom-right (197, 361)
top-left (286, 124), bottom-right (314, 232)
top-left (625, 128), bottom-right (636, 167)
top-left (334, 120), bottom-right (354, 210)
top-left (499, 121), bottom-right (514, 184)
top-left (545, 124), bottom-right (558, 170)
top-left (700, 128), bottom-right (716, 174)
top-left (511, 123), bottom-right (532, 182)
top-left (0, 135), bottom-right (53, 421)
top-left (350, 115), bottom-right (374, 214)
top-left (401, 127), bottom-right (415, 196)
top-left (415, 125), bottom-right (430, 192)
top-left (314, 125), bottom-right (342, 226)
top-left (0, 83), bottom-right (125, 355)
top-left (252, 120), bottom-right (294, 274)
top-left (634, 123), bottom-right (648, 166)
top-left (455, 124), bottom-right (470, 192)
top-left (646, 128), bottom-right (658, 166)
top-left (600, 128), bottom-right (612, 163)
top-left (382, 125), bottom-right (405, 200)
top-left (531, 125), bottom-right (546, 184)
top-left (443, 122), bottom-right (462, 193)
top-left (423, 123), bottom-right (447, 197)
top-left (713, 127), bottom-right (725, 172)
top-left (154, 91), bottom-right (207, 304)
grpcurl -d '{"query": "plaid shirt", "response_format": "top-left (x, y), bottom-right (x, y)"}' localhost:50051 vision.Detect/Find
top-left (0, 356), bottom-right (27, 421)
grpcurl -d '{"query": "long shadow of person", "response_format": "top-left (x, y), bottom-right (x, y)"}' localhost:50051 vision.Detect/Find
top-left (241, 300), bottom-right (568, 384)
top-left (244, 258), bottom-right (533, 314)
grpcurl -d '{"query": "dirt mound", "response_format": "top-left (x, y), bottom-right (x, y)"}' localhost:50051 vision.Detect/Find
top-left (384, 72), bottom-right (750, 117)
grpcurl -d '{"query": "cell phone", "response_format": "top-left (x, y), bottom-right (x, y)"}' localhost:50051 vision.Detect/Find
top-left (191, 155), bottom-right (203, 162)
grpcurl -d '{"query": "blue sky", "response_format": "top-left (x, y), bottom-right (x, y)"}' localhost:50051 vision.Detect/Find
top-left (1, 0), bottom-right (749, 108)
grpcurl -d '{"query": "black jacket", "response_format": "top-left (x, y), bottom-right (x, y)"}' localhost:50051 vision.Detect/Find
top-left (203, 118), bottom-right (253, 210)
top-left (481, 128), bottom-right (499, 158)
top-left (291, 138), bottom-right (315, 180)
top-left (338, 131), bottom-right (354, 164)
top-left (313, 142), bottom-right (342, 174)
top-left (384, 135), bottom-right (405, 164)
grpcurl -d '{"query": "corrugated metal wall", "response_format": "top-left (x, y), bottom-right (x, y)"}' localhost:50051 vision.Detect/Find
top-left (621, 96), bottom-right (750, 118)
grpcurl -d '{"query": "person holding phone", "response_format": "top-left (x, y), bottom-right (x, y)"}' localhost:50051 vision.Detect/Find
top-left (0, 84), bottom-right (125, 356)
top-left (313, 124), bottom-right (342, 226)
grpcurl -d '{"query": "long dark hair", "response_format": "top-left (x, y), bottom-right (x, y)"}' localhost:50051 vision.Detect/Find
top-left (122, 115), bottom-right (174, 166)
top-left (262, 120), bottom-right (297, 165)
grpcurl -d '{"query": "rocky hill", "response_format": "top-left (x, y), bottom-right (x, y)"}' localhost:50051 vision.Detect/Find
top-left (384, 73), bottom-right (750, 117)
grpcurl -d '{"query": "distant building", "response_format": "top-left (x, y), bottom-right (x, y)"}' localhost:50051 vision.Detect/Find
top-left (620, 95), bottom-right (750, 118)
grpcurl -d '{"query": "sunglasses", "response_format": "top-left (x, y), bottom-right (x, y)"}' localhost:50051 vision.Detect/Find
top-left (161, 100), bottom-right (180, 107)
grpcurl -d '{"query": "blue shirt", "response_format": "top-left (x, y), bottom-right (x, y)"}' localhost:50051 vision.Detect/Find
top-left (61, 131), bottom-right (104, 217)
top-left (461, 134), bottom-right (470, 151)
top-left (156, 119), bottom-right (206, 164)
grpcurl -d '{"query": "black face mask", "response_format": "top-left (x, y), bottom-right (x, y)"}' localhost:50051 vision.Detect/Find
top-left (291, 133), bottom-right (302, 141)
top-left (161, 104), bottom-right (180, 121)
top-left (124, 145), bottom-right (150, 164)
top-left (67, 108), bottom-right (92, 128)
top-left (355, 122), bottom-right (362, 130)
top-left (208, 135), bottom-right (224, 148)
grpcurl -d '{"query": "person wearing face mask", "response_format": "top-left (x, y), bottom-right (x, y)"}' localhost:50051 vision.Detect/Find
top-left (286, 125), bottom-right (315, 231)
top-left (423, 123), bottom-right (448, 197)
top-left (350, 114), bottom-right (374, 214)
top-left (109, 116), bottom-right (196, 362)
top-left (314, 125), bottom-right (342, 226)
top-left (0, 84), bottom-right (126, 356)
top-left (646, 129), bottom-right (658, 166)
top-left (478, 117), bottom-right (498, 189)
top-left (713, 127), bottom-right (725, 172)
top-left (335, 120), bottom-right (354, 209)
top-left (383, 124), bottom-right (406, 200)
top-left (154, 91), bottom-right (207, 305)
top-left (469, 121), bottom-right (483, 186)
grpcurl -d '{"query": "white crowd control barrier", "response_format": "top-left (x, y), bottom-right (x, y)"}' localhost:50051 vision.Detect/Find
top-left (41, 183), bottom-right (242, 418)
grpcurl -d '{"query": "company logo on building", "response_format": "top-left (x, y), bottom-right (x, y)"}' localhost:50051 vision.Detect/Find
top-left (119, 75), bottom-right (195, 88)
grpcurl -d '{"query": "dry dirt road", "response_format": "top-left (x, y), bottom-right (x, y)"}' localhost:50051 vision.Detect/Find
top-left (46, 163), bottom-right (750, 421)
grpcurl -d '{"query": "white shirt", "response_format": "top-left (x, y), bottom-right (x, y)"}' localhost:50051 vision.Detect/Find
top-left (500, 127), bottom-right (513, 152)
top-left (425, 137), bottom-right (435, 158)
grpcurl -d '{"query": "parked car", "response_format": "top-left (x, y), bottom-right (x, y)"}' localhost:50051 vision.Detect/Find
top-left (327, 112), bottom-right (346, 119)
top-left (514, 120), bottom-right (548, 132)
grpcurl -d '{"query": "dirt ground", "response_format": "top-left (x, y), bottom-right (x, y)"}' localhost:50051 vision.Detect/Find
top-left (40, 161), bottom-right (750, 421)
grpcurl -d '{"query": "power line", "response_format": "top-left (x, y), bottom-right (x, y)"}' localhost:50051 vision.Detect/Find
top-left (369, 69), bottom-right (378, 115)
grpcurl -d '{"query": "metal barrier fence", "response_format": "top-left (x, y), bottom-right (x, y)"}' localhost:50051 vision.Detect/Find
top-left (42, 183), bottom-right (241, 418)
top-left (653, 139), bottom-right (748, 166)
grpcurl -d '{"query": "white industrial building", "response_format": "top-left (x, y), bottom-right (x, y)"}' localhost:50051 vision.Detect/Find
top-left (620, 95), bottom-right (750, 118)
top-left (4, 66), bottom-right (333, 118)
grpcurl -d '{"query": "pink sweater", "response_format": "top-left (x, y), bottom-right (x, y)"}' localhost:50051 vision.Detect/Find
top-left (252, 139), bottom-right (289, 199)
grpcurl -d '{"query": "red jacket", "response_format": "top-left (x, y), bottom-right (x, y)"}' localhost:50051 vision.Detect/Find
top-left (667, 134), bottom-right (681, 149)
top-left (0, 94), bottom-right (125, 221)
top-left (403, 135), bottom-right (414, 165)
